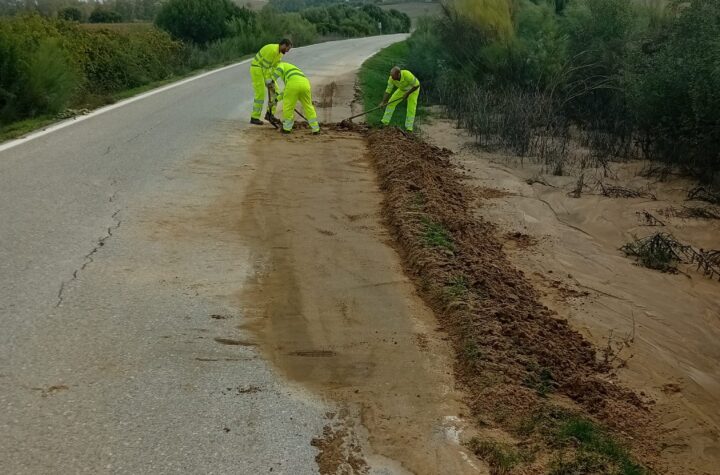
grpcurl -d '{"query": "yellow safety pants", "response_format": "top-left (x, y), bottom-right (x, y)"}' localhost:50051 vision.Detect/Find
top-left (282, 77), bottom-right (319, 133)
top-left (250, 66), bottom-right (277, 120)
top-left (381, 87), bottom-right (420, 132)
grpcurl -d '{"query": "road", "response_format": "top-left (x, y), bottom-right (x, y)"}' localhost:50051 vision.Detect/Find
top-left (0, 35), bottom-right (408, 474)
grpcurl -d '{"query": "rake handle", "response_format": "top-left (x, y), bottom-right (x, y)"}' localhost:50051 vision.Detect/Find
top-left (343, 96), bottom-right (405, 122)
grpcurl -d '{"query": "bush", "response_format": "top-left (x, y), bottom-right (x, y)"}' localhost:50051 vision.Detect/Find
top-left (0, 15), bottom-right (182, 123)
top-left (0, 16), bottom-right (80, 120)
top-left (400, 0), bottom-right (720, 182)
top-left (23, 39), bottom-right (78, 115)
top-left (155, 0), bottom-right (243, 44)
top-left (58, 7), bottom-right (82, 22)
top-left (89, 8), bottom-right (123, 23)
top-left (257, 7), bottom-right (317, 45)
top-left (626, 0), bottom-right (720, 181)
top-left (299, 3), bottom-right (410, 38)
top-left (78, 27), bottom-right (181, 94)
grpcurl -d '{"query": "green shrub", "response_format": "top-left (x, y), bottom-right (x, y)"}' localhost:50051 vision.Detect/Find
top-left (89, 8), bottom-right (123, 23)
top-left (258, 7), bottom-right (317, 45)
top-left (58, 7), bottom-right (83, 22)
top-left (0, 15), bottom-right (182, 123)
top-left (77, 27), bottom-right (181, 94)
top-left (22, 39), bottom-right (78, 115)
top-left (0, 27), bottom-right (23, 119)
top-left (626, 0), bottom-right (720, 181)
top-left (298, 3), bottom-right (410, 38)
top-left (155, 0), bottom-right (243, 44)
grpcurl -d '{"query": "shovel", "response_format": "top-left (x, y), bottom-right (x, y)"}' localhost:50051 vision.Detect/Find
top-left (265, 87), bottom-right (282, 129)
top-left (339, 96), bottom-right (404, 127)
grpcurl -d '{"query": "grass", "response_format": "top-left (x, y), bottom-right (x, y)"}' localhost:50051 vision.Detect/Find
top-left (421, 217), bottom-right (454, 251)
top-left (512, 406), bottom-right (648, 475)
top-left (358, 40), bottom-right (425, 128)
top-left (444, 275), bottom-right (468, 299)
top-left (468, 438), bottom-right (531, 474)
top-left (523, 363), bottom-right (555, 398)
top-left (552, 417), bottom-right (647, 475)
top-left (0, 115), bottom-right (57, 142)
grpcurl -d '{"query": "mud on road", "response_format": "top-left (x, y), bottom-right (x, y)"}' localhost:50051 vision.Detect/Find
top-left (235, 124), bottom-right (482, 474)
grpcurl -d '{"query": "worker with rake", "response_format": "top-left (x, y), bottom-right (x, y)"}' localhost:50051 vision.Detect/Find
top-left (250, 39), bottom-right (292, 126)
top-left (272, 62), bottom-right (320, 135)
top-left (379, 66), bottom-right (420, 132)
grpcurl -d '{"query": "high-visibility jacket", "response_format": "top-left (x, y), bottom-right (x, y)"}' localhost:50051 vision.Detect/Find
top-left (252, 44), bottom-right (284, 83)
top-left (386, 70), bottom-right (420, 94)
top-left (272, 62), bottom-right (307, 85)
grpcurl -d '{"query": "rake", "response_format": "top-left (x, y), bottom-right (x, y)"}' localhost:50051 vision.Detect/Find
top-left (339, 96), bottom-right (404, 127)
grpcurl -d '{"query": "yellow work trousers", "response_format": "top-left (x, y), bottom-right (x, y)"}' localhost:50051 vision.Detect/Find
top-left (282, 77), bottom-right (319, 133)
top-left (250, 66), bottom-right (277, 120)
top-left (382, 87), bottom-right (420, 131)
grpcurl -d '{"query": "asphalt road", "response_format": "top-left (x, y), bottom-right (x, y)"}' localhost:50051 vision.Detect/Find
top-left (0, 34), bottom-right (406, 474)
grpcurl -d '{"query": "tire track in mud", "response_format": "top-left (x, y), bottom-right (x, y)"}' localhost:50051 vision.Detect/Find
top-left (233, 126), bottom-right (483, 474)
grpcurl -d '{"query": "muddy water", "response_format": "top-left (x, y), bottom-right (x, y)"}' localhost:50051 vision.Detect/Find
top-left (231, 126), bottom-right (483, 474)
top-left (425, 118), bottom-right (720, 474)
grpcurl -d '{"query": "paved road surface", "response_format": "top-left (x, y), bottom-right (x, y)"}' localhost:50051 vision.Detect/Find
top-left (0, 35), bottom-right (406, 474)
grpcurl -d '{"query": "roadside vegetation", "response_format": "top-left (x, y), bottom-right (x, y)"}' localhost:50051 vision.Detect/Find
top-left (399, 0), bottom-right (719, 186)
top-left (0, 0), bottom-right (410, 137)
top-left (358, 41), bottom-right (416, 128)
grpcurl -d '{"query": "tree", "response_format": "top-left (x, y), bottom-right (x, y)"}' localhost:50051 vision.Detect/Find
top-left (59, 7), bottom-right (83, 22)
top-left (155, 0), bottom-right (242, 44)
top-left (89, 8), bottom-right (123, 23)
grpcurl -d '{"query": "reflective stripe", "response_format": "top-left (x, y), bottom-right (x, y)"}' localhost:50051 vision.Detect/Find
top-left (254, 99), bottom-right (264, 104)
top-left (276, 66), bottom-right (305, 83)
top-left (283, 119), bottom-right (294, 131)
top-left (286, 72), bottom-right (306, 81)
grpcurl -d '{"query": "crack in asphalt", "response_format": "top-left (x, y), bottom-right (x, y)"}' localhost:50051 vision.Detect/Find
top-left (55, 208), bottom-right (122, 308)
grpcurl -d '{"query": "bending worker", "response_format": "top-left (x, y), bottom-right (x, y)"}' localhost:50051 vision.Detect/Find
top-left (379, 66), bottom-right (420, 132)
top-left (272, 62), bottom-right (320, 134)
top-left (250, 39), bottom-right (292, 125)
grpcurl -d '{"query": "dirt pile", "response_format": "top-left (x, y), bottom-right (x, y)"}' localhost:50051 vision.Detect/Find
top-left (366, 128), bottom-right (654, 469)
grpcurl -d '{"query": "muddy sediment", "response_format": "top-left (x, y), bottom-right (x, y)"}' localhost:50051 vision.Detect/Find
top-left (237, 124), bottom-right (481, 474)
top-left (365, 128), bottom-right (655, 469)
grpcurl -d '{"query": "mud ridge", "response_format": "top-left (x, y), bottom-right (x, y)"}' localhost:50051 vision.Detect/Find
top-left (365, 128), bottom-right (655, 468)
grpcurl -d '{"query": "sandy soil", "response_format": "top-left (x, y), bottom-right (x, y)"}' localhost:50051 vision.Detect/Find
top-left (423, 118), bottom-right (720, 474)
top-left (230, 84), bottom-right (485, 473)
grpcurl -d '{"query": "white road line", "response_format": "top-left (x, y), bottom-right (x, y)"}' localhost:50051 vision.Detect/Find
top-left (0, 59), bottom-right (251, 153)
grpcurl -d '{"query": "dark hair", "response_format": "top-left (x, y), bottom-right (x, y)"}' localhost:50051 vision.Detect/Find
top-left (280, 38), bottom-right (293, 47)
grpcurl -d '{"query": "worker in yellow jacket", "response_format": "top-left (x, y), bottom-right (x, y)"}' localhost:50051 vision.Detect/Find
top-left (379, 67), bottom-right (420, 132)
top-left (250, 39), bottom-right (292, 125)
top-left (272, 62), bottom-right (320, 134)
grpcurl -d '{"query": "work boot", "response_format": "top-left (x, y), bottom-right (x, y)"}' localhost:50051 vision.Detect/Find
top-left (281, 129), bottom-right (292, 134)
top-left (250, 118), bottom-right (264, 125)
